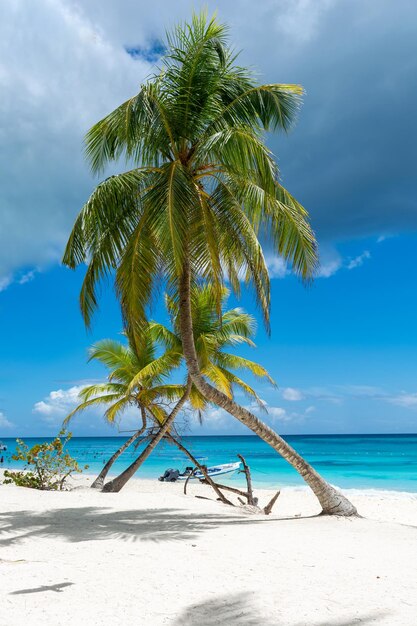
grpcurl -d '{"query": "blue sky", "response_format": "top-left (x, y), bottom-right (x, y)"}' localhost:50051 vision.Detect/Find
top-left (0, 0), bottom-right (416, 437)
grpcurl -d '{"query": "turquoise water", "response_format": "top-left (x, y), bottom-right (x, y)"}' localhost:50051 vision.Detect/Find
top-left (1, 434), bottom-right (416, 492)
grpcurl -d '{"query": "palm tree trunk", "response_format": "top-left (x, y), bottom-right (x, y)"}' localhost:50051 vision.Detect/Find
top-left (91, 422), bottom-right (147, 490)
top-left (178, 261), bottom-right (357, 516)
top-left (102, 380), bottom-right (192, 493)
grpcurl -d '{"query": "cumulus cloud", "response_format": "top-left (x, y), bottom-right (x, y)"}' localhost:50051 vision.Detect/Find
top-left (32, 384), bottom-right (146, 431)
top-left (0, 411), bottom-right (14, 429)
top-left (0, 0), bottom-right (416, 288)
top-left (266, 255), bottom-right (288, 279)
top-left (268, 404), bottom-right (316, 423)
top-left (203, 407), bottom-right (230, 427)
top-left (282, 387), bottom-right (304, 401)
top-left (33, 386), bottom-right (85, 422)
top-left (268, 406), bottom-right (290, 421)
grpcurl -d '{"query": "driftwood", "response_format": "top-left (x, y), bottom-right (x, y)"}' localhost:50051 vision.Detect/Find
top-left (237, 454), bottom-right (256, 505)
top-left (263, 490), bottom-right (281, 515)
top-left (200, 479), bottom-right (248, 499)
top-left (163, 440), bottom-right (280, 515)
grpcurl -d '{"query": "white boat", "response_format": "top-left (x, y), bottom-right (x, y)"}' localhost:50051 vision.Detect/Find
top-left (0, 441), bottom-right (7, 452)
top-left (177, 461), bottom-right (241, 481)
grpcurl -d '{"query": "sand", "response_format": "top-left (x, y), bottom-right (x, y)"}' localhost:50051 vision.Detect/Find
top-left (1, 472), bottom-right (416, 625)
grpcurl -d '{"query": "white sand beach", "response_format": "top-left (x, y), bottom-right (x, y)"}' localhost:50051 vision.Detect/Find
top-left (1, 473), bottom-right (416, 626)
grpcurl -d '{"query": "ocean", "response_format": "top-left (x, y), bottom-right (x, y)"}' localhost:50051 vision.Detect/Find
top-left (1, 434), bottom-right (416, 492)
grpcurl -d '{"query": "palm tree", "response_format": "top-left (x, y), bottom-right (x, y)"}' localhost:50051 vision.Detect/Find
top-left (63, 13), bottom-right (356, 515)
top-left (101, 284), bottom-right (274, 492)
top-left (150, 284), bottom-right (273, 416)
top-left (65, 328), bottom-right (185, 489)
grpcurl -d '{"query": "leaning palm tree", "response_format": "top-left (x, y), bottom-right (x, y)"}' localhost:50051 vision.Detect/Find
top-left (63, 13), bottom-right (356, 514)
top-left (150, 284), bottom-right (273, 416)
top-left (65, 327), bottom-right (185, 489)
top-left (102, 283), bottom-right (273, 492)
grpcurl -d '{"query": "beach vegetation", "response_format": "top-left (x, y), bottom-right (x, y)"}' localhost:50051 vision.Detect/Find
top-left (63, 11), bottom-right (357, 515)
top-left (3, 430), bottom-right (85, 490)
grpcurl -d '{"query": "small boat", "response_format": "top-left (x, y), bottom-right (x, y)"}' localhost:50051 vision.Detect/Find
top-left (177, 461), bottom-right (241, 481)
top-left (0, 441), bottom-right (7, 452)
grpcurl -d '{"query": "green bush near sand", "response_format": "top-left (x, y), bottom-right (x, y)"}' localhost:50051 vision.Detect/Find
top-left (3, 430), bottom-right (87, 490)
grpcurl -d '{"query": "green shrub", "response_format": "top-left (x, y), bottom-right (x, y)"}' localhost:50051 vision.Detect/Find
top-left (2, 430), bottom-right (88, 490)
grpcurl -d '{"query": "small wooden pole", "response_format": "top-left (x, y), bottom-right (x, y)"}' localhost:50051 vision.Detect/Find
top-left (263, 490), bottom-right (281, 515)
top-left (237, 454), bottom-right (254, 505)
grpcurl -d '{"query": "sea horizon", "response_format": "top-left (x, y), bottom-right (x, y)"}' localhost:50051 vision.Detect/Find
top-left (2, 433), bottom-right (416, 493)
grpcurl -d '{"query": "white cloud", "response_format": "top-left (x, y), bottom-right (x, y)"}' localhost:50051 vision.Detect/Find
top-left (0, 411), bottom-right (13, 429)
top-left (266, 247), bottom-right (371, 280)
top-left (347, 250), bottom-right (371, 270)
top-left (316, 248), bottom-right (371, 278)
top-left (387, 393), bottom-right (417, 409)
top-left (0, 276), bottom-right (12, 292)
top-left (316, 257), bottom-right (343, 278)
top-left (244, 401), bottom-right (300, 423)
top-left (32, 384), bottom-right (147, 431)
top-left (33, 385), bottom-right (85, 422)
top-left (205, 407), bottom-right (229, 424)
top-left (0, 0), bottom-right (414, 291)
top-left (268, 404), bottom-right (316, 423)
top-left (0, 269), bottom-right (40, 292)
top-left (265, 255), bottom-right (288, 278)
top-left (18, 270), bottom-right (37, 285)
top-left (268, 406), bottom-right (291, 421)
top-left (282, 387), bottom-right (304, 401)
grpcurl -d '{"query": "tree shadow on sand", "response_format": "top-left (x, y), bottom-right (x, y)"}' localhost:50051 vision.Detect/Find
top-left (10, 582), bottom-right (74, 595)
top-left (0, 506), bottom-right (307, 546)
top-left (172, 593), bottom-right (388, 626)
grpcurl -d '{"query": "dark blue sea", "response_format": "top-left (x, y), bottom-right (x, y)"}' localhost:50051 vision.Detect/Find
top-left (1, 434), bottom-right (417, 492)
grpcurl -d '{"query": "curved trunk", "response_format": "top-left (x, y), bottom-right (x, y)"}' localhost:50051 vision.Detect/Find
top-left (102, 380), bottom-right (192, 493)
top-left (178, 262), bottom-right (357, 516)
top-left (91, 424), bottom-right (146, 490)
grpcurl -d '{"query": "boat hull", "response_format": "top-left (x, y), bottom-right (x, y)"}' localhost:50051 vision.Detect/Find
top-left (177, 462), bottom-right (240, 481)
